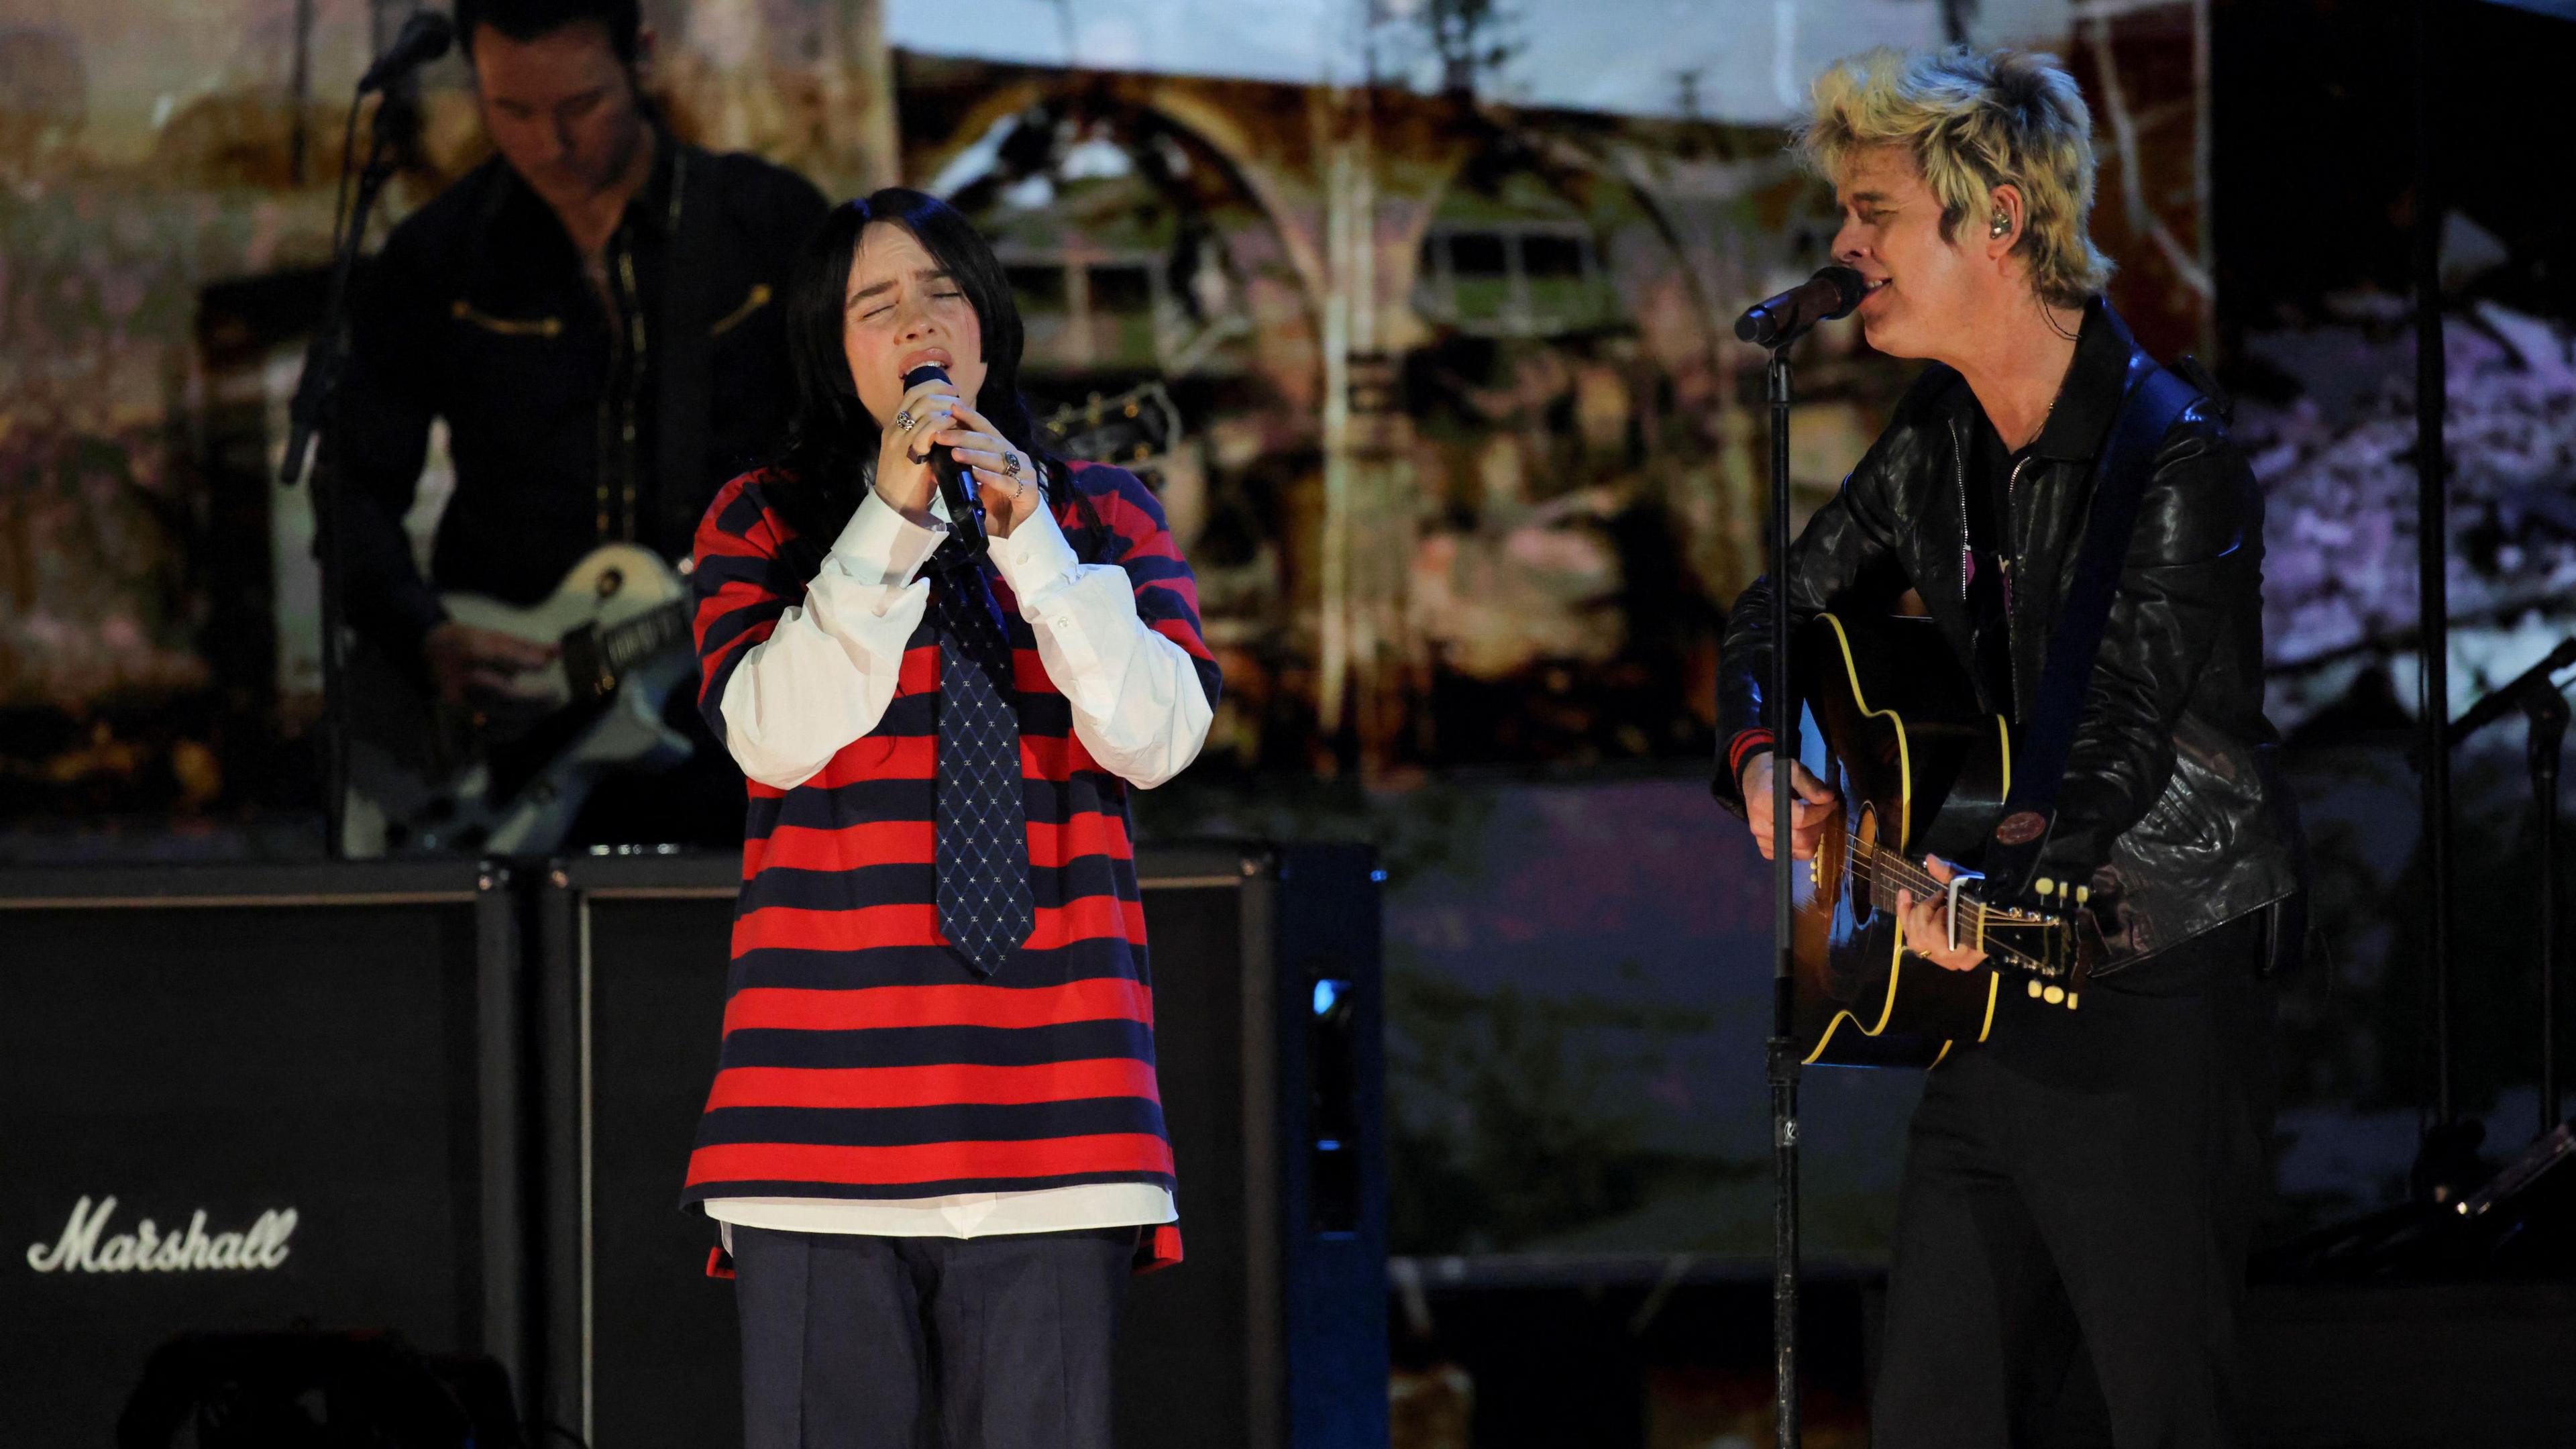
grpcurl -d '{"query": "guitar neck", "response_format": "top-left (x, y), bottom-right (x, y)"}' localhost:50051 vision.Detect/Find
top-left (1847, 835), bottom-right (2068, 979)
top-left (597, 602), bottom-right (689, 674)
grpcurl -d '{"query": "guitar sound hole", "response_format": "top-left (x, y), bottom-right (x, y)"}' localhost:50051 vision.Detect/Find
top-left (596, 568), bottom-right (624, 598)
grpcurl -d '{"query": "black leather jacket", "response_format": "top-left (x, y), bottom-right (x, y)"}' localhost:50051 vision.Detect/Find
top-left (1713, 301), bottom-right (2302, 971)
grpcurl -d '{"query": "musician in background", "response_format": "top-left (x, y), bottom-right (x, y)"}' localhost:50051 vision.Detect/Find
top-left (1713, 48), bottom-right (2302, 1447)
top-left (337, 0), bottom-right (826, 846)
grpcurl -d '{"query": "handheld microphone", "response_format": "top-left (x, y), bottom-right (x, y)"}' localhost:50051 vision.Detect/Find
top-left (1734, 266), bottom-right (1868, 349)
top-left (358, 11), bottom-right (454, 94)
top-left (900, 363), bottom-right (987, 555)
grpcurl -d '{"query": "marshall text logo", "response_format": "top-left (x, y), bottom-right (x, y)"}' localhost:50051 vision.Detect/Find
top-left (24, 1195), bottom-right (297, 1274)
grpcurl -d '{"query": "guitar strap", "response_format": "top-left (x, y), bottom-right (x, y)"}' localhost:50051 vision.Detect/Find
top-left (655, 146), bottom-right (717, 555)
top-left (1980, 361), bottom-right (2201, 899)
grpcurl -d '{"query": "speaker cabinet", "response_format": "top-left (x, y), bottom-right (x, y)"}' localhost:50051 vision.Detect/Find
top-left (0, 861), bottom-right (526, 1448)
top-left (535, 843), bottom-right (1389, 1448)
top-left (533, 853), bottom-right (744, 1449)
top-left (1113, 843), bottom-right (1390, 1449)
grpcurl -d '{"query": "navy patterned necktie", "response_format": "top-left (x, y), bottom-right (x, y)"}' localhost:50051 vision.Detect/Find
top-left (926, 543), bottom-right (1034, 975)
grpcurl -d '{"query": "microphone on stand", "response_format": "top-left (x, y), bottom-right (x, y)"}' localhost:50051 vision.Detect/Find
top-left (358, 11), bottom-right (455, 94)
top-left (900, 363), bottom-right (987, 556)
top-left (1735, 266), bottom-right (1868, 349)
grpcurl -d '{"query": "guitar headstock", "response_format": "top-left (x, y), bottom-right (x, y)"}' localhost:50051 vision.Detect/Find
top-left (1044, 382), bottom-right (1183, 474)
top-left (1966, 875), bottom-right (2093, 1012)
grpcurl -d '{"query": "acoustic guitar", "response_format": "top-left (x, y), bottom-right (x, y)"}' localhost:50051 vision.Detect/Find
top-left (1786, 611), bottom-right (2095, 1069)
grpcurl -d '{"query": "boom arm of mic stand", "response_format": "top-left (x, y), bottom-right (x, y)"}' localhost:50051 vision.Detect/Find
top-left (2438, 637), bottom-right (2576, 753)
top-left (281, 95), bottom-right (409, 489)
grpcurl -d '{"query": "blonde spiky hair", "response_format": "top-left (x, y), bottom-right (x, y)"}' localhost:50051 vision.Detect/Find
top-left (1794, 46), bottom-right (2113, 309)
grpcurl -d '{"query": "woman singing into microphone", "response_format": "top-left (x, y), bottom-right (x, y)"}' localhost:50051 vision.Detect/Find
top-left (682, 189), bottom-right (1220, 1449)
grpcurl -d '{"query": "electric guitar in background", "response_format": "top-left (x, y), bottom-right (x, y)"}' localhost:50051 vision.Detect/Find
top-left (343, 390), bottom-right (1185, 857)
top-left (1045, 381), bottom-right (1182, 472)
top-left (343, 543), bottom-right (696, 857)
top-left (1788, 611), bottom-right (2096, 1069)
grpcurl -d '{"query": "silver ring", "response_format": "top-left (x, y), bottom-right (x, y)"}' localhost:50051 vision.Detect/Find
top-left (1002, 451), bottom-right (1022, 479)
top-left (892, 409), bottom-right (916, 432)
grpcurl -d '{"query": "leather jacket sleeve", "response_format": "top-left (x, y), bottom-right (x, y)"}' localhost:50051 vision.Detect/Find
top-left (2037, 407), bottom-right (2263, 885)
top-left (1709, 432), bottom-right (1914, 816)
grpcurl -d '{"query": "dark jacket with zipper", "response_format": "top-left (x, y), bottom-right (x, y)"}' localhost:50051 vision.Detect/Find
top-left (336, 131), bottom-right (827, 656)
top-left (1713, 299), bottom-right (2302, 971)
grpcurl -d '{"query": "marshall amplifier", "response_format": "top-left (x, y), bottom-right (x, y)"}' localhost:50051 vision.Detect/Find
top-left (0, 861), bottom-right (529, 1448)
top-left (533, 843), bottom-right (1388, 1449)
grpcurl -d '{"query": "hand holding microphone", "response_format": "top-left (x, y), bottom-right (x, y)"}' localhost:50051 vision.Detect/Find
top-left (874, 370), bottom-right (961, 520)
top-left (882, 364), bottom-right (1041, 547)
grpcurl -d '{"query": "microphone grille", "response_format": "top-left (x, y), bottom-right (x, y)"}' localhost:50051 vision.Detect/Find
top-left (1819, 266), bottom-right (1867, 317)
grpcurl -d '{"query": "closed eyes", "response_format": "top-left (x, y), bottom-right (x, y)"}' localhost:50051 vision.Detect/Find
top-left (858, 288), bottom-right (967, 321)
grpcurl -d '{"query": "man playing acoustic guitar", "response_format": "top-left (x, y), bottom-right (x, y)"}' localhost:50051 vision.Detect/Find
top-left (1714, 47), bottom-right (2303, 1448)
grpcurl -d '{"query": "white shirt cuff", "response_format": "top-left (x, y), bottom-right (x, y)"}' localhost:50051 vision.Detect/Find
top-left (985, 502), bottom-right (1084, 613)
top-left (829, 487), bottom-right (947, 590)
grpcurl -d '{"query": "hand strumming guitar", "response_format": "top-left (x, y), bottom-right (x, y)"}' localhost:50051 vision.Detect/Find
top-left (424, 621), bottom-right (556, 708)
top-left (1739, 751), bottom-right (1837, 861)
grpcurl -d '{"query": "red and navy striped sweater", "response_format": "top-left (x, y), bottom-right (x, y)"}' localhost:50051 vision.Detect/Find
top-left (682, 459), bottom-right (1220, 1267)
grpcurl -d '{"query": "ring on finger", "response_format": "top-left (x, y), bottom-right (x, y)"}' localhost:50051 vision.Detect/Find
top-left (892, 408), bottom-right (916, 432)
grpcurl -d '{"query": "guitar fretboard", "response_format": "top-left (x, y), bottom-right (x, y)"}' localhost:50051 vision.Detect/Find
top-left (598, 602), bottom-right (689, 674)
top-left (1842, 833), bottom-right (2074, 981)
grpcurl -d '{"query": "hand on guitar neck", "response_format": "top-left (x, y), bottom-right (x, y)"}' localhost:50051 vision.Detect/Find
top-left (1893, 857), bottom-right (1990, 973)
top-left (1741, 750), bottom-right (1989, 973)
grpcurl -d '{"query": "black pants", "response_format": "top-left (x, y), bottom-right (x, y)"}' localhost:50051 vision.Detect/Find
top-left (1870, 912), bottom-right (2278, 1449)
top-left (731, 1225), bottom-right (1134, 1449)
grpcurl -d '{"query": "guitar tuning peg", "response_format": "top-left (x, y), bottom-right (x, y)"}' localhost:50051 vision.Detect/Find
top-left (2064, 992), bottom-right (2080, 1011)
top-left (2043, 985), bottom-right (2065, 1006)
top-left (2075, 884), bottom-right (2090, 906)
top-left (2035, 876), bottom-right (2055, 898)
top-left (2027, 979), bottom-right (2043, 999)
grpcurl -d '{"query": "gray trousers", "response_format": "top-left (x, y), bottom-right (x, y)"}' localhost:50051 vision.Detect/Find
top-left (731, 1224), bottom-right (1135, 1449)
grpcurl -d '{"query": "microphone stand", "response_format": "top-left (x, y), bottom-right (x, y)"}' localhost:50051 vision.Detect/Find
top-left (1731, 266), bottom-right (1854, 1449)
top-left (2440, 639), bottom-right (2576, 1134)
top-left (279, 84), bottom-right (413, 858)
top-left (1764, 343), bottom-right (1801, 1449)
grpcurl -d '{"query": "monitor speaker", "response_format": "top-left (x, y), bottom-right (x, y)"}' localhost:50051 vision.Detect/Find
top-left (0, 861), bottom-right (527, 1449)
top-left (534, 843), bottom-right (1389, 1448)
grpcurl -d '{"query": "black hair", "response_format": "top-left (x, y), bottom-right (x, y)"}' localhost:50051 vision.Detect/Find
top-left (769, 188), bottom-right (1085, 571)
top-left (454, 0), bottom-right (643, 66)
